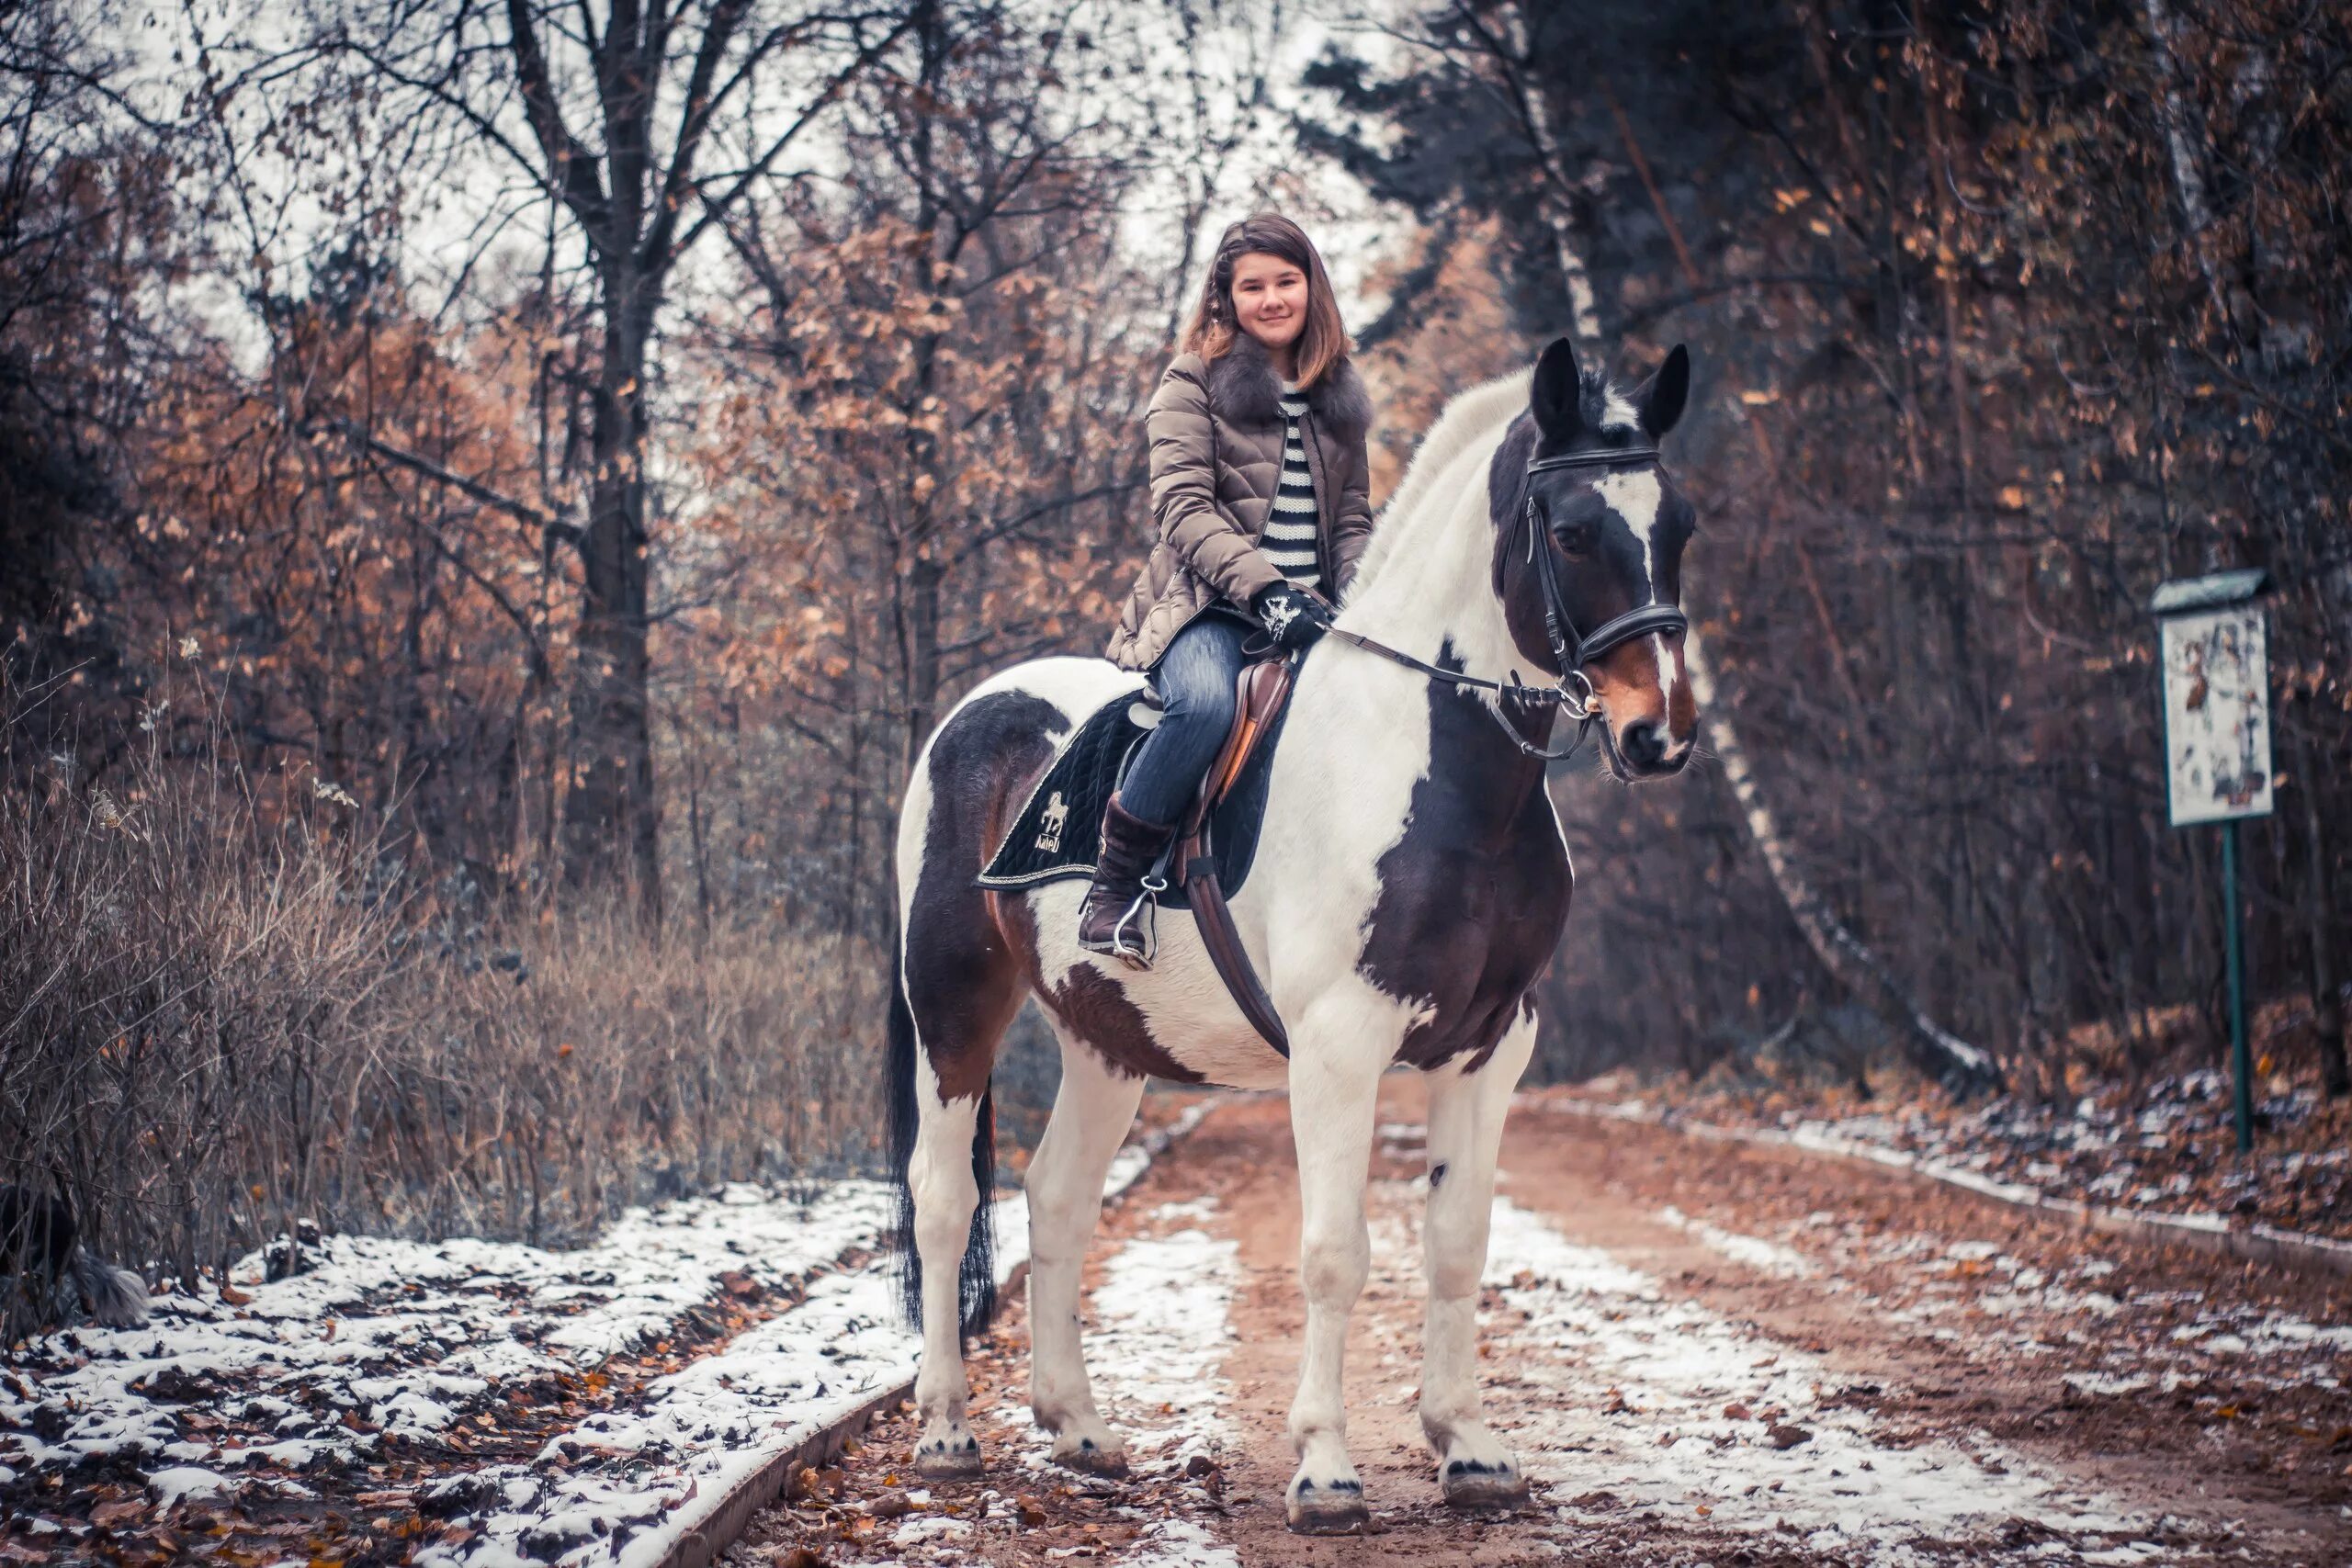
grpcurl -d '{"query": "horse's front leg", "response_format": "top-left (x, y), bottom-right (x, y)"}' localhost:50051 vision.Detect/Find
top-left (1419, 1010), bottom-right (1536, 1510)
top-left (1283, 991), bottom-right (1388, 1534)
top-left (1024, 1026), bottom-right (1147, 1474)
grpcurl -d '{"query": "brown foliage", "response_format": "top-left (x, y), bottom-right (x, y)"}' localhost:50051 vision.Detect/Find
top-left (1332, 0), bottom-right (2351, 1093)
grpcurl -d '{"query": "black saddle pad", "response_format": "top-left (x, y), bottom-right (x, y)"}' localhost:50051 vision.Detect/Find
top-left (975, 686), bottom-right (1291, 909)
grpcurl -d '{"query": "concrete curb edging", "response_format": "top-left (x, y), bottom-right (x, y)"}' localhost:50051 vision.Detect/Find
top-left (649, 1097), bottom-right (1216, 1568)
top-left (1549, 1099), bottom-right (2352, 1280)
top-left (658, 1381), bottom-right (910, 1568)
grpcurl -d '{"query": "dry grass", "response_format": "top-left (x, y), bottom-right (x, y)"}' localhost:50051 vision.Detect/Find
top-left (1, 673), bottom-right (882, 1336)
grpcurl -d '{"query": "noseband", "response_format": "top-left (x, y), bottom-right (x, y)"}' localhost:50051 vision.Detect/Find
top-left (1321, 441), bottom-right (1690, 762)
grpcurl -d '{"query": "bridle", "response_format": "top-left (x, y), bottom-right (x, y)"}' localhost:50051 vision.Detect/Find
top-left (1321, 441), bottom-right (1690, 762)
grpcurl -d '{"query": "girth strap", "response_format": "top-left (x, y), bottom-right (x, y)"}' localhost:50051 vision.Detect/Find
top-left (1182, 844), bottom-right (1288, 1055)
top-left (1172, 654), bottom-right (1296, 1055)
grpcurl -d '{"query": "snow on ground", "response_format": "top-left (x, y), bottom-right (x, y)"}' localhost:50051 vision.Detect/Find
top-left (424, 1100), bottom-right (1216, 1568)
top-left (1118, 1516), bottom-right (1245, 1566)
top-left (966, 1193), bottom-right (1242, 1562)
top-left (1478, 1195), bottom-right (2183, 1565)
top-left (1, 1179), bottom-right (897, 1483)
top-left (1546, 1081), bottom-right (2352, 1260)
top-left (981, 1191), bottom-right (1239, 1478)
top-left (1068, 1197), bottom-right (1238, 1469)
top-left (413, 1259), bottom-right (924, 1568)
top-left (2, 1101), bottom-right (1215, 1566)
top-left (1778, 1211), bottom-right (2352, 1402)
top-left (1656, 1203), bottom-right (1817, 1279)
top-left (731, 1147), bottom-right (1238, 1567)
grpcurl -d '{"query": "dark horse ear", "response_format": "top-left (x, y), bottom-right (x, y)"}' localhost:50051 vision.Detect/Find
top-left (1531, 336), bottom-right (1586, 443)
top-left (1634, 344), bottom-right (1690, 439)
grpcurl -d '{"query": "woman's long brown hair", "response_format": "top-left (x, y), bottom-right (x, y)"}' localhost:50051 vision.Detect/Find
top-left (1178, 213), bottom-right (1353, 389)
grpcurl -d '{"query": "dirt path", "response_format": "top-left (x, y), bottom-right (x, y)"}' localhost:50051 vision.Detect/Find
top-left (736, 1085), bottom-right (2352, 1567)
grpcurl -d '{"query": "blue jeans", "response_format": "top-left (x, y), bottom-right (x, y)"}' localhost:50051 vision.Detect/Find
top-left (1120, 614), bottom-right (1249, 827)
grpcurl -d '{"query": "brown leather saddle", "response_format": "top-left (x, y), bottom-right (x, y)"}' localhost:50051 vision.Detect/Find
top-left (1162, 651), bottom-right (1296, 1055)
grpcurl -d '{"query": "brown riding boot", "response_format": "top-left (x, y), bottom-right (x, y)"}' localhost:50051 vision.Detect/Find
top-left (1077, 794), bottom-right (1177, 969)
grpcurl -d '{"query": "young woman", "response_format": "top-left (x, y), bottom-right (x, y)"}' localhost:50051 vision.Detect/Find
top-left (1080, 213), bottom-right (1374, 965)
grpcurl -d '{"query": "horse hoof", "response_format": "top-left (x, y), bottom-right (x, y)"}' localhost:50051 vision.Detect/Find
top-left (1286, 1481), bottom-right (1369, 1535)
top-left (913, 1437), bottom-right (983, 1480)
top-left (1053, 1437), bottom-right (1129, 1478)
top-left (1441, 1459), bottom-right (1530, 1513)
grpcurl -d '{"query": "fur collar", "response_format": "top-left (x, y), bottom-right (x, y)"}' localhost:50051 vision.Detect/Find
top-left (1202, 331), bottom-right (1374, 441)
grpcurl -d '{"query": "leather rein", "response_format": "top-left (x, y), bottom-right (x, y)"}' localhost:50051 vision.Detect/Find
top-left (1321, 444), bottom-right (1689, 762)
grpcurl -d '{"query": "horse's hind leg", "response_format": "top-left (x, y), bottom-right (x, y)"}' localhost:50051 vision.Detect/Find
top-left (1419, 1010), bottom-right (1537, 1510)
top-left (1023, 1026), bottom-right (1146, 1474)
top-left (904, 1050), bottom-right (997, 1478)
top-left (897, 863), bottom-right (1028, 1478)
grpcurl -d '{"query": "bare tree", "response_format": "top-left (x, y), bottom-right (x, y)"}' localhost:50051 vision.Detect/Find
top-left (314, 0), bottom-right (911, 919)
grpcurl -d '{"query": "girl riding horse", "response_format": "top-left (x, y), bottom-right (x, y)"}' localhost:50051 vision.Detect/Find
top-left (889, 266), bottom-right (1696, 1529)
top-left (1080, 213), bottom-right (1375, 965)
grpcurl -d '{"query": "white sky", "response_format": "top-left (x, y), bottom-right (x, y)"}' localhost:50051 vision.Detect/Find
top-left (107, 0), bottom-right (1423, 372)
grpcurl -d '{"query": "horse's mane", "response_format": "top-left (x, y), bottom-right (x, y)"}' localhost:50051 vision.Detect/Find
top-left (1347, 364), bottom-right (1645, 598)
top-left (1348, 367), bottom-right (1530, 594)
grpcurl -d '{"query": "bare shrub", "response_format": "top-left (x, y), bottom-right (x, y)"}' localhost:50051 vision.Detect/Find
top-left (1, 671), bottom-right (878, 1337)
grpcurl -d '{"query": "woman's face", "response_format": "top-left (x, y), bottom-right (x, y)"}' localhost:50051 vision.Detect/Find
top-left (1227, 250), bottom-right (1309, 354)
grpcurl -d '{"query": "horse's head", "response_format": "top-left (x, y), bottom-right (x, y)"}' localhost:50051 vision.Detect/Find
top-left (1492, 336), bottom-right (1698, 781)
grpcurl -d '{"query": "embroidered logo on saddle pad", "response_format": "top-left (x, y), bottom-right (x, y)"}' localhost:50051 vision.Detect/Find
top-left (1035, 792), bottom-right (1070, 853)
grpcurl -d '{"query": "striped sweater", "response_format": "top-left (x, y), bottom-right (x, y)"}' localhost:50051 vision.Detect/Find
top-left (1258, 382), bottom-right (1322, 592)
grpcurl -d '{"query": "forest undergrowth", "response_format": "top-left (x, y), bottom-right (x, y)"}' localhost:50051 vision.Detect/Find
top-left (0, 668), bottom-right (885, 1340)
top-left (1576, 995), bottom-right (2352, 1241)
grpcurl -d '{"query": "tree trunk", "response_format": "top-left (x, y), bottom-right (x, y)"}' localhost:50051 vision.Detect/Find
top-left (2293, 723), bottom-right (2347, 1097)
top-left (2138, 0), bottom-right (2227, 315)
top-left (1684, 633), bottom-right (2002, 1093)
top-left (562, 282), bottom-right (662, 924)
top-left (1510, 10), bottom-right (1601, 343)
top-left (898, 0), bottom-right (950, 773)
top-left (902, 552), bottom-right (944, 773)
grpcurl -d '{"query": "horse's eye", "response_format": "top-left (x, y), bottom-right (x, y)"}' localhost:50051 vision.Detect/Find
top-left (1549, 517), bottom-right (1592, 558)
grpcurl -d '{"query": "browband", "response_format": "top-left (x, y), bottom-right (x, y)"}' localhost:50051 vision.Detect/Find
top-left (1527, 446), bottom-right (1662, 473)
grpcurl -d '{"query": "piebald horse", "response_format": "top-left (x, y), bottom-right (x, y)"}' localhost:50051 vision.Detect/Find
top-left (887, 335), bottom-right (1698, 1532)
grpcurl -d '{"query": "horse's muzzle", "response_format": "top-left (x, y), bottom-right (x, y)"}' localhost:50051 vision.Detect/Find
top-left (1604, 716), bottom-right (1691, 779)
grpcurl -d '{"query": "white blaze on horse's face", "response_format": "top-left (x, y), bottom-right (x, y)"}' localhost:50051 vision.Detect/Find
top-left (1583, 464), bottom-right (1697, 778)
top-left (1592, 468), bottom-right (1678, 713)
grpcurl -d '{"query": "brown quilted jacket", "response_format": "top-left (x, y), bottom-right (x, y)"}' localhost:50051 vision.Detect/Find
top-left (1105, 332), bottom-right (1376, 671)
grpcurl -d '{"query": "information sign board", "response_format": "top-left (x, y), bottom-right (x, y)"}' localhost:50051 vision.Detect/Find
top-left (2159, 604), bottom-right (2273, 827)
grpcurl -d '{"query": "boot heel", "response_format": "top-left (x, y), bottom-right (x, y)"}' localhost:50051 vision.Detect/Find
top-left (1076, 794), bottom-right (1176, 964)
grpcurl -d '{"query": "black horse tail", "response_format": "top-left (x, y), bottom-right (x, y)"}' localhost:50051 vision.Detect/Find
top-left (886, 943), bottom-right (997, 1337)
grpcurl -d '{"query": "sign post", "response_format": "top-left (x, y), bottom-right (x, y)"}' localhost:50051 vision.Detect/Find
top-left (2151, 569), bottom-right (2273, 1155)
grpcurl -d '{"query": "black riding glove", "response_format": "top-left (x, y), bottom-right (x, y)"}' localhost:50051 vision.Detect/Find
top-left (1250, 581), bottom-right (1333, 650)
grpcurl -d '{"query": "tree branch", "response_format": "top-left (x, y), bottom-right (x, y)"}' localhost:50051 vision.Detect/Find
top-left (503, 0), bottom-right (613, 240)
top-left (323, 417), bottom-right (582, 558)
